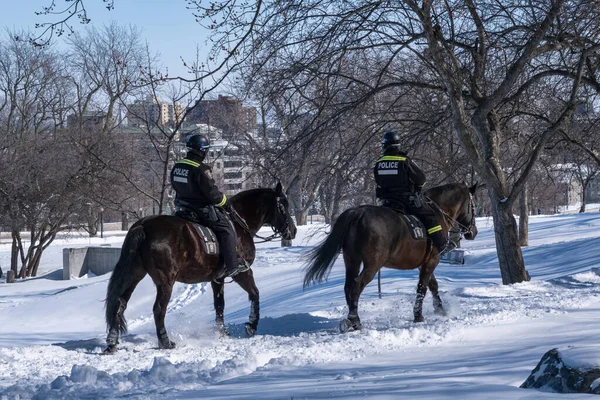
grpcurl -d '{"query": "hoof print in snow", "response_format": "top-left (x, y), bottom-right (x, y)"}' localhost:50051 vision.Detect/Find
top-left (521, 348), bottom-right (600, 394)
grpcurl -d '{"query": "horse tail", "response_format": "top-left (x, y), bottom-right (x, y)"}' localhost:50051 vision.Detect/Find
top-left (303, 207), bottom-right (363, 287)
top-left (105, 224), bottom-right (146, 335)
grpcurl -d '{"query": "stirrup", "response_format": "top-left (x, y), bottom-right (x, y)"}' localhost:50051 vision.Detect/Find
top-left (439, 240), bottom-right (457, 257)
top-left (215, 263), bottom-right (250, 280)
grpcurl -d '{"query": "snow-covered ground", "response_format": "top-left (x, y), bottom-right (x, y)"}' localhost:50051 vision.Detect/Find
top-left (1, 212), bottom-right (600, 399)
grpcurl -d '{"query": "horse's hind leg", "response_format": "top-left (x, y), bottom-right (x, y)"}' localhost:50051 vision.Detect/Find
top-left (341, 253), bottom-right (380, 333)
top-left (233, 269), bottom-right (260, 337)
top-left (428, 273), bottom-right (447, 316)
top-left (211, 279), bottom-right (228, 335)
top-left (153, 282), bottom-right (176, 349)
top-left (105, 264), bottom-right (147, 354)
top-left (342, 252), bottom-right (362, 332)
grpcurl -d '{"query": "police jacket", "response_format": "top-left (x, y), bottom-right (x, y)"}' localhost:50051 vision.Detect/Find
top-left (170, 152), bottom-right (227, 209)
top-left (374, 148), bottom-right (426, 200)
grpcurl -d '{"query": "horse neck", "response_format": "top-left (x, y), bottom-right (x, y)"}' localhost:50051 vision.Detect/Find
top-left (428, 187), bottom-right (465, 221)
top-left (231, 191), bottom-right (270, 233)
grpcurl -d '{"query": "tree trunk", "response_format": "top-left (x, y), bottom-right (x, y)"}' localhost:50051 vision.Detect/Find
top-left (10, 233), bottom-right (18, 276)
top-left (87, 207), bottom-right (98, 237)
top-left (579, 184), bottom-right (587, 213)
top-left (518, 184), bottom-right (529, 247)
top-left (121, 212), bottom-right (129, 231)
top-left (295, 209), bottom-right (309, 225)
top-left (490, 198), bottom-right (530, 284)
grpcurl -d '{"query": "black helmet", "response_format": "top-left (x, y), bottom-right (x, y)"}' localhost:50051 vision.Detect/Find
top-left (186, 134), bottom-right (210, 153)
top-left (381, 131), bottom-right (401, 151)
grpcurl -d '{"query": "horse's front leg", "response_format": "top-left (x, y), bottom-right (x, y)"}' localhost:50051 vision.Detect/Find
top-left (232, 269), bottom-right (260, 337)
top-left (428, 272), bottom-right (447, 316)
top-left (211, 279), bottom-right (228, 335)
top-left (413, 260), bottom-right (437, 323)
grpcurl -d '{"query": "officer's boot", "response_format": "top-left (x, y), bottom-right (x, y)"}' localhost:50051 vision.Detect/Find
top-left (215, 239), bottom-right (250, 280)
top-left (430, 231), bottom-right (456, 256)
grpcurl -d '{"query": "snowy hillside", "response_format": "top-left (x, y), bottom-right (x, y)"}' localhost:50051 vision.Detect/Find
top-left (1, 212), bottom-right (600, 399)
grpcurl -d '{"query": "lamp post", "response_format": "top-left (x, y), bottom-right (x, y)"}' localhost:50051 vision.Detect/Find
top-left (100, 207), bottom-right (104, 238)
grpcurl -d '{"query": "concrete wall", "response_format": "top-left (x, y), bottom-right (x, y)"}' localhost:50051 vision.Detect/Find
top-left (63, 246), bottom-right (122, 280)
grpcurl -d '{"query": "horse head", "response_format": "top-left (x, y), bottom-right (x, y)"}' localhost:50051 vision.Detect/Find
top-left (269, 182), bottom-right (297, 240)
top-left (426, 182), bottom-right (478, 241)
top-left (231, 183), bottom-right (297, 241)
top-left (460, 183), bottom-right (478, 240)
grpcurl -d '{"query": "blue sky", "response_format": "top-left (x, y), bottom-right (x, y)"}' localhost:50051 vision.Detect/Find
top-left (2, 0), bottom-right (210, 77)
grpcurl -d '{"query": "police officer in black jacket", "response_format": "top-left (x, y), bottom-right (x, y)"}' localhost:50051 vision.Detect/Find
top-left (374, 131), bottom-right (452, 255)
top-left (170, 134), bottom-right (248, 279)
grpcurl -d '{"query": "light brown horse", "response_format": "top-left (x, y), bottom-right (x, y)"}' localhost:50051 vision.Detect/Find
top-left (104, 183), bottom-right (296, 353)
top-left (304, 183), bottom-right (478, 332)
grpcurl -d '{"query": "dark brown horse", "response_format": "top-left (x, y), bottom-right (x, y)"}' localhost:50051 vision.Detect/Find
top-left (304, 183), bottom-right (478, 332)
top-left (104, 183), bottom-right (296, 353)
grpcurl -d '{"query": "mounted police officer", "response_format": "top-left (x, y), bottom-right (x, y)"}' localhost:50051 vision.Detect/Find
top-left (170, 134), bottom-right (249, 279)
top-left (374, 131), bottom-right (453, 256)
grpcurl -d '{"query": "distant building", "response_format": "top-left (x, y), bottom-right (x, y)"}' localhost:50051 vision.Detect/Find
top-left (186, 95), bottom-right (257, 138)
top-left (127, 95), bottom-right (183, 128)
top-left (67, 111), bottom-right (112, 130)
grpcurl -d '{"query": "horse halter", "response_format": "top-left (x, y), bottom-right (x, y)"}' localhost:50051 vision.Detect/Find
top-left (454, 193), bottom-right (476, 236)
top-left (232, 196), bottom-right (292, 243)
top-left (269, 196), bottom-right (293, 239)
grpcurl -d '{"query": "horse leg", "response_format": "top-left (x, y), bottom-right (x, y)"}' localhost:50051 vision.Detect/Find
top-left (211, 279), bottom-right (228, 336)
top-left (154, 282), bottom-right (176, 349)
top-left (232, 269), bottom-right (260, 337)
top-left (414, 259), bottom-right (437, 323)
top-left (341, 252), bottom-right (363, 332)
top-left (104, 264), bottom-right (147, 354)
top-left (428, 273), bottom-right (447, 316)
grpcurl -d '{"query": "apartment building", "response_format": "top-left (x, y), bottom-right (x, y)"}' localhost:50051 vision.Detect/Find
top-left (186, 95), bottom-right (257, 138)
top-left (127, 95), bottom-right (183, 128)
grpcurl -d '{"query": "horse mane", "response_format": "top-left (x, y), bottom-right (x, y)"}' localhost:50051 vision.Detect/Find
top-left (425, 182), bottom-right (469, 207)
top-left (231, 187), bottom-right (276, 203)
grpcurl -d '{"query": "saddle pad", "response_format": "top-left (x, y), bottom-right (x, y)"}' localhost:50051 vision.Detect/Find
top-left (193, 224), bottom-right (220, 255)
top-left (400, 214), bottom-right (426, 240)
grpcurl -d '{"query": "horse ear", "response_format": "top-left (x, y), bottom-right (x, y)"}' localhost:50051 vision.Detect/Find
top-left (469, 182), bottom-right (478, 194)
top-left (275, 181), bottom-right (284, 196)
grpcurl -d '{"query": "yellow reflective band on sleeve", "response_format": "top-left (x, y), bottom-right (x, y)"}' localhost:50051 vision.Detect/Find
top-left (428, 225), bottom-right (442, 234)
top-left (378, 155), bottom-right (407, 161)
top-left (419, 182), bottom-right (426, 187)
top-left (176, 159), bottom-right (200, 168)
top-left (216, 194), bottom-right (227, 207)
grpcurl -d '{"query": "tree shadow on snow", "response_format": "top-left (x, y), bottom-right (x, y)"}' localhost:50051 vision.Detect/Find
top-left (226, 313), bottom-right (339, 338)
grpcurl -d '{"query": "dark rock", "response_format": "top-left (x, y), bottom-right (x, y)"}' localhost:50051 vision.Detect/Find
top-left (521, 348), bottom-right (600, 394)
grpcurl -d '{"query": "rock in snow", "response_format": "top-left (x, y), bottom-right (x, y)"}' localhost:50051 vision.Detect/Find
top-left (521, 347), bottom-right (600, 394)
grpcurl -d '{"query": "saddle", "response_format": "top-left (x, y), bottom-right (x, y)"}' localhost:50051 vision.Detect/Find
top-left (174, 210), bottom-right (220, 255)
top-left (380, 200), bottom-right (427, 240)
top-left (399, 214), bottom-right (426, 240)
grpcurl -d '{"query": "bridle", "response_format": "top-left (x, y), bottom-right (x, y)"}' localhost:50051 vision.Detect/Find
top-left (228, 196), bottom-right (292, 243)
top-left (427, 192), bottom-right (476, 237)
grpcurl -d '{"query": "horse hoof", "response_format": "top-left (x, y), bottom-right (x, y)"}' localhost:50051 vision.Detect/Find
top-left (339, 319), bottom-right (352, 333)
top-left (413, 315), bottom-right (425, 323)
top-left (159, 340), bottom-right (176, 350)
top-left (218, 327), bottom-right (230, 337)
top-left (434, 308), bottom-right (447, 316)
top-left (245, 323), bottom-right (256, 337)
top-left (339, 319), bottom-right (361, 333)
top-left (103, 345), bottom-right (117, 355)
